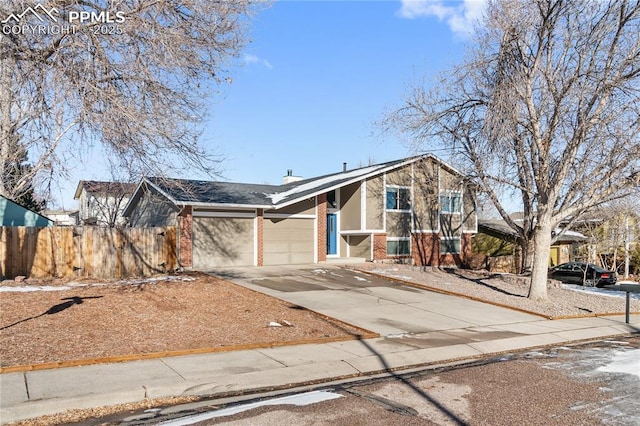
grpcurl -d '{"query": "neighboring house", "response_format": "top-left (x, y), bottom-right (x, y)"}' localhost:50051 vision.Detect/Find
top-left (562, 212), bottom-right (639, 275)
top-left (74, 181), bottom-right (136, 227)
top-left (43, 209), bottom-right (79, 226)
top-left (0, 195), bottom-right (52, 226)
top-left (123, 155), bottom-right (477, 269)
top-left (476, 219), bottom-right (587, 272)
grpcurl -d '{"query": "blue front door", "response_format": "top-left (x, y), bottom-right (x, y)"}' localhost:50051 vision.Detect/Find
top-left (327, 214), bottom-right (337, 255)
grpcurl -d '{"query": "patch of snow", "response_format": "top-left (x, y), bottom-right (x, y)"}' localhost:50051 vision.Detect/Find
top-left (0, 285), bottom-right (73, 293)
top-left (354, 276), bottom-right (368, 282)
top-left (312, 269), bottom-right (328, 274)
top-left (386, 333), bottom-right (410, 338)
top-left (618, 280), bottom-right (640, 285)
top-left (561, 284), bottom-right (640, 300)
top-left (597, 349), bottom-right (640, 379)
top-left (116, 275), bottom-right (196, 285)
top-left (368, 269), bottom-right (413, 281)
top-left (160, 391), bottom-right (343, 425)
top-left (0, 275), bottom-right (197, 292)
top-left (267, 321), bottom-right (283, 327)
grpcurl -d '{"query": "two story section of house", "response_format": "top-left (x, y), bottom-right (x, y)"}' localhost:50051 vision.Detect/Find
top-left (123, 154), bottom-right (477, 269)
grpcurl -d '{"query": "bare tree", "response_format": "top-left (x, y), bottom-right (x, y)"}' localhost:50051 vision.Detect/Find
top-left (386, 0), bottom-right (640, 299)
top-left (1, 0), bottom-right (259, 203)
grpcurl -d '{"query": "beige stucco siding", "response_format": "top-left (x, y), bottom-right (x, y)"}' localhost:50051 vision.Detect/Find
top-left (339, 235), bottom-right (348, 257)
top-left (128, 187), bottom-right (179, 227)
top-left (462, 188), bottom-right (477, 232)
top-left (386, 212), bottom-right (412, 237)
top-left (366, 176), bottom-right (384, 230)
top-left (348, 235), bottom-right (371, 258)
top-left (340, 182), bottom-right (361, 231)
top-left (265, 198), bottom-right (315, 216)
top-left (192, 217), bottom-right (254, 268)
top-left (440, 214), bottom-right (463, 237)
top-left (439, 167), bottom-right (463, 190)
top-left (263, 218), bottom-right (314, 265)
top-left (412, 160), bottom-right (440, 231)
top-left (385, 166), bottom-right (412, 186)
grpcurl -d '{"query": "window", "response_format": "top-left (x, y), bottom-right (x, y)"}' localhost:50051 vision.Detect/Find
top-left (439, 192), bottom-right (462, 214)
top-left (387, 238), bottom-right (411, 256)
top-left (440, 237), bottom-right (461, 254)
top-left (386, 187), bottom-right (411, 211)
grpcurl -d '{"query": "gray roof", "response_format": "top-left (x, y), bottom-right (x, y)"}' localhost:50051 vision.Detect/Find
top-left (477, 219), bottom-right (521, 239)
top-left (123, 154), bottom-right (465, 215)
top-left (146, 178), bottom-right (281, 206)
top-left (478, 219), bottom-right (587, 243)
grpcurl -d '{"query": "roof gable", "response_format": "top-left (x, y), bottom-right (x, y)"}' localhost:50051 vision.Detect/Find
top-left (0, 195), bottom-right (52, 226)
top-left (74, 180), bottom-right (136, 199)
top-left (125, 154), bottom-right (466, 213)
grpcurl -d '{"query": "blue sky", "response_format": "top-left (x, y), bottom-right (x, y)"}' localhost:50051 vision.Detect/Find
top-left (56, 0), bottom-right (485, 207)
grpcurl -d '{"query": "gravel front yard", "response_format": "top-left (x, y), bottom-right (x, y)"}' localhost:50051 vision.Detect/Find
top-left (2, 265), bottom-right (638, 370)
top-left (354, 263), bottom-right (640, 319)
top-left (0, 273), bottom-right (370, 369)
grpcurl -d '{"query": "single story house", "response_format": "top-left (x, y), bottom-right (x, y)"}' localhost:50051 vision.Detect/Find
top-left (43, 209), bottom-right (79, 226)
top-left (0, 195), bottom-right (52, 227)
top-left (123, 155), bottom-right (477, 269)
top-left (476, 218), bottom-right (588, 272)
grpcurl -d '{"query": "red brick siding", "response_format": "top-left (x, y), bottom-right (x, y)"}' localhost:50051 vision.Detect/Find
top-left (257, 209), bottom-right (264, 266)
top-left (411, 233), bottom-right (439, 266)
top-left (178, 206), bottom-right (193, 268)
top-left (317, 194), bottom-right (327, 262)
top-left (373, 233), bottom-right (387, 260)
top-left (411, 233), bottom-right (473, 267)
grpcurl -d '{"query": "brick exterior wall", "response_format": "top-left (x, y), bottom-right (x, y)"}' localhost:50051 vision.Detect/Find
top-left (317, 194), bottom-right (327, 262)
top-left (178, 206), bottom-right (193, 268)
top-left (411, 232), bottom-right (473, 267)
top-left (373, 233), bottom-right (387, 260)
top-left (257, 209), bottom-right (264, 266)
top-left (462, 233), bottom-right (472, 264)
top-left (411, 233), bottom-right (439, 266)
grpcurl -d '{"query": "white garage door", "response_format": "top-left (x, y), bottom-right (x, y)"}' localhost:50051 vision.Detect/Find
top-left (263, 217), bottom-right (314, 265)
top-left (192, 216), bottom-right (254, 269)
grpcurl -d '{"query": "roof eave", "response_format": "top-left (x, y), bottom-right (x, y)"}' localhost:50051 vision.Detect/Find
top-left (189, 202), bottom-right (272, 210)
top-left (272, 155), bottom-right (445, 209)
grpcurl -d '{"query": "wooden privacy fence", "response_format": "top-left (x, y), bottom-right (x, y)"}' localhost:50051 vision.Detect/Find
top-left (0, 226), bottom-right (177, 279)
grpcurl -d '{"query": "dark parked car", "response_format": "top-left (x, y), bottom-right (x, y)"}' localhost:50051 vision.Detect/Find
top-left (549, 262), bottom-right (617, 287)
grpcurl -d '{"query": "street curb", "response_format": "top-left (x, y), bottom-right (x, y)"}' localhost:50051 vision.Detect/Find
top-left (7, 332), bottom-right (639, 425)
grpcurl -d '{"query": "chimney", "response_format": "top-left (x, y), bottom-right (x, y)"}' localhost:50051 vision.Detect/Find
top-left (343, 162), bottom-right (347, 172)
top-left (282, 169), bottom-right (303, 184)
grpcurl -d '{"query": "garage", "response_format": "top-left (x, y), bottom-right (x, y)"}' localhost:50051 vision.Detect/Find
top-left (263, 217), bottom-right (314, 265)
top-left (192, 213), bottom-right (255, 269)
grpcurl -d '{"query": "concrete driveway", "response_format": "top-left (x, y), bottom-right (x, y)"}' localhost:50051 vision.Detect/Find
top-left (209, 264), bottom-right (539, 337)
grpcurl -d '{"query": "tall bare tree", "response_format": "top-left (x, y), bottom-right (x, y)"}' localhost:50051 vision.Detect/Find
top-left (1, 0), bottom-right (258, 203)
top-left (386, 0), bottom-right (640, 299)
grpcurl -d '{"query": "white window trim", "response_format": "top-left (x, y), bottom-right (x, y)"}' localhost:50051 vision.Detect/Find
top-left (386, 236), bottom-right (411, 256)
top-left (385, 185), bottom-right (412, 212)
top-left (361, 179), bottom-right (366, 230)
top-left (440, 236), bottom-right (462, 254)
top-left (439, 190), bottom-right (463, 215)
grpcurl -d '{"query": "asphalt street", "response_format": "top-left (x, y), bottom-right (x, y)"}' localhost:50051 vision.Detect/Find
top-left (92, 336), bottom-right (640, 425)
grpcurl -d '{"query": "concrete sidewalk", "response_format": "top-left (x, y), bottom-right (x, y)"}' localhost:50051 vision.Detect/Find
top-left (2, 267), bottom-right (639, 424)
